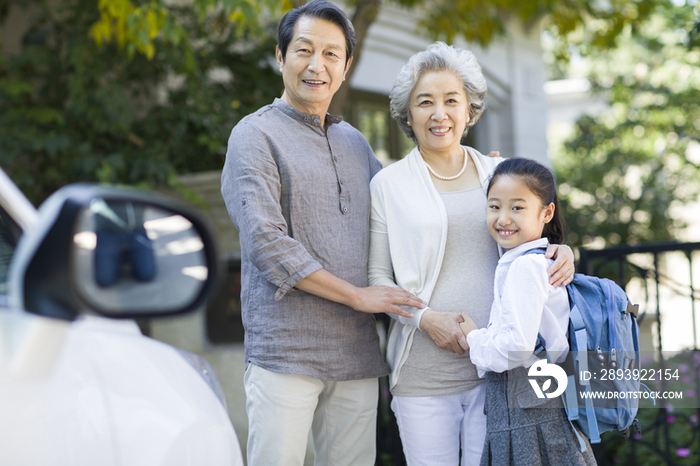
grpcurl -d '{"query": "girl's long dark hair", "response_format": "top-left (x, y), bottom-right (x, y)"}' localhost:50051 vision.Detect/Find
top-left (486, 158), bottom-right (566, 245)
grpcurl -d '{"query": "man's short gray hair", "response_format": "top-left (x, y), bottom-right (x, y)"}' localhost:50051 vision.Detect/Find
top-left (390, 42), bottom-right (487, 146)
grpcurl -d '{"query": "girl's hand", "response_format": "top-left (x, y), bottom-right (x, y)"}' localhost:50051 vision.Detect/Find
top-left (419, 309), bottom-right (466, 355)
top-left (545, 244), bottom-right (575, 287)
top-left (458, 313), bottom-right (478, 351)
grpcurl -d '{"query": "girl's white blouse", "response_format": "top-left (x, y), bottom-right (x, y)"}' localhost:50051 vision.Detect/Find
top-left (467, 238), bottom-right (570, 377)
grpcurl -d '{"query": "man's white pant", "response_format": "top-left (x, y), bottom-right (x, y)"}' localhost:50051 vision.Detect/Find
top-left (391, 383), bottom-right (487, 466)
top-left (244, 363), bottom-right (378, 466)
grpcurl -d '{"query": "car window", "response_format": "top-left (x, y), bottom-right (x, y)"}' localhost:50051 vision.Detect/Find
top-left (0, 206), bottom-right (22, 299)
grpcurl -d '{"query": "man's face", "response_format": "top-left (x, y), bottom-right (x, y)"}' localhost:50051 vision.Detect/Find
top-left (276, 16), bottom-right (352, 116)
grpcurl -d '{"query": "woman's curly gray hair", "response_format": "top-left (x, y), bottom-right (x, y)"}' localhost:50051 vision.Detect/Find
top-left (390, 42), bottom-right (487, 146)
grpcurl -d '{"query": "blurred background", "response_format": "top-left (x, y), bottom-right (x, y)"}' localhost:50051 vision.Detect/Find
top-left (2, 0), bottom-right (700, 463)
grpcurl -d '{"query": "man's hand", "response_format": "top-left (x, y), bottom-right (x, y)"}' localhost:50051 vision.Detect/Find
top-left (545, 244), bottom-right (575, 287)
top-left (294, 269), bottom-right (425, 318)
top-left (351, 286), bottom-right (425, 318)
top-left (458, 313), bottom-right (478, 352)
top-left (419, 309), bottom-right (467, 355)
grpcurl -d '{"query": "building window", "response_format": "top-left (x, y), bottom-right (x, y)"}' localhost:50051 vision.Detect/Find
top-left (345, 90), bottom-right (413, 165)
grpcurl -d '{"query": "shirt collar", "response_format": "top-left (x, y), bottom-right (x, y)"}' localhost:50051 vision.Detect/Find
top-left (272, 98), bottom-right (343, 130)
top-left (499, 237), bottom-right (550, 264)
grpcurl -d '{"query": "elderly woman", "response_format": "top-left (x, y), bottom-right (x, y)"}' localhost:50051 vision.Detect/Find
top-left (368, 42), bottom-right (575, 465)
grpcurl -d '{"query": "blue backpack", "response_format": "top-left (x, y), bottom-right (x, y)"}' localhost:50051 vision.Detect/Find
top-left (526, 249), bottom-right (644, 450)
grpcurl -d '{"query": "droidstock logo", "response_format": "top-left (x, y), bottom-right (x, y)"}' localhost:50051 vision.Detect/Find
top-left (528, 359), bottom-right (568, 399)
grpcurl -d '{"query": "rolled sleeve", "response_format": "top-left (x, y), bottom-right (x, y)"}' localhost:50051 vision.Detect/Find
top-left (222, 122), bottom-right (323, 298)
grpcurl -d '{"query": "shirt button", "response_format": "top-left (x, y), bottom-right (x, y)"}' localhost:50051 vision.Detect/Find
top-left (339, 179), bottom-right (344, 185)
top-left (343, 207), bottom-right (348, 213)
top-left (334, 156), bottom-right (338, 162)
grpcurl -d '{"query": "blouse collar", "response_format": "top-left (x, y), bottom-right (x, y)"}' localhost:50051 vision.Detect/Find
top-left (499, 237), bottom-right (550, 264)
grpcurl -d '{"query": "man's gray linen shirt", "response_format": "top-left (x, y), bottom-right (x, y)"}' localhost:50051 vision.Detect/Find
top-left (221, 99), bottom-right (390, 381)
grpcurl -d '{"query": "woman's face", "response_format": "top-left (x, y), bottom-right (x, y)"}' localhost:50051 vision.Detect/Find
top-left (407, 71), bottom-right (470, 156)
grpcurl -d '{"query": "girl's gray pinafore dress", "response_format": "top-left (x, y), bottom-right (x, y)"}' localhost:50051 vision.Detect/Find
top-left (479, 368), bottom-right (598, 466)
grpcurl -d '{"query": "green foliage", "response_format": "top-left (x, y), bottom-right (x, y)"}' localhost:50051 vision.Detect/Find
top-left (90, 0), bottom-right (289, 59)
top-left (553, 3), bottom-right (700, 248)
top-left (0, 0), bottom-right (283, 204)
top-left (395, 0), bottom-right (667, 55)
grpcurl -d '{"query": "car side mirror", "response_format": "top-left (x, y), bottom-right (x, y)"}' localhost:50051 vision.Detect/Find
top-left (9, 184), bottom-right (219, 321)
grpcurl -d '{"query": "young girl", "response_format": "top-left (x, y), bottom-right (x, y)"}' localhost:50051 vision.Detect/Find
top-left (459, 158), bottom-right (597, 466)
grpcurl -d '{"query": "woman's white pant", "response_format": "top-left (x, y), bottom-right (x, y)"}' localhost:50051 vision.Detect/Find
top-left (391, 383), bottom-right (487, 466)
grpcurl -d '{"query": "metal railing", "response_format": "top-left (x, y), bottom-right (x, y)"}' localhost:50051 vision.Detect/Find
top-left (579, 241), bottom-right (700, 465)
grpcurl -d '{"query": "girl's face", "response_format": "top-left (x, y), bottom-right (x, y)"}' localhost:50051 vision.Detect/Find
top-left (407, 71), bottom-right (470, 157)
top-left (486, 175), bottom-right (555, 250)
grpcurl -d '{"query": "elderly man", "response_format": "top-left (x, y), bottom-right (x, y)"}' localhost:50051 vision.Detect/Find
top-left (221, 1), bottom-right (424, 464)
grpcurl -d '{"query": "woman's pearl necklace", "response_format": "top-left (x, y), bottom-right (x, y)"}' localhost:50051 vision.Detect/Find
top-left (423, 149), bottom-right (468, 181)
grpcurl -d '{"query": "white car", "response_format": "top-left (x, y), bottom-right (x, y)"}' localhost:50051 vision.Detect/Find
top-left (0, 169), bottom-right (244, 466)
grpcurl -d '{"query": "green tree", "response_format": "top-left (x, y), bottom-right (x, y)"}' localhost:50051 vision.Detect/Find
top-left (0, 0), bottom-right (283, 203)
top-left (88, 0), bottom-right (289, 59)
top-left (553, 3), bottom-right (700, 247)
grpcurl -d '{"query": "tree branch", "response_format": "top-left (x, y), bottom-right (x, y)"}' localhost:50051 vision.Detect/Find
top-left (329, 0), bottom-right (380, 116)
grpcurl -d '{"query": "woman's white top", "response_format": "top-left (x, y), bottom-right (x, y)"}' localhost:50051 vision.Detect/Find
top-left (369, 146), bottom-right (502, 389)
top-left (467, 238), bottom-right (570, 378)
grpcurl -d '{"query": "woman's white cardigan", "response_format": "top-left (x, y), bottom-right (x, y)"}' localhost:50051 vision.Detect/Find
top-left (369, 146), bottom-right (502, 389)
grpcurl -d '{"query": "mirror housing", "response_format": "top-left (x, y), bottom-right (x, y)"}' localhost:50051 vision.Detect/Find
top-left (8, 184), bottom-right (219, 321)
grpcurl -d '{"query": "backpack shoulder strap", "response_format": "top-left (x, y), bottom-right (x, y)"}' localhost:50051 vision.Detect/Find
top-left (526, 247), bottom-right (552, 357)
top-left (522, 247), bottom-right (547, 257)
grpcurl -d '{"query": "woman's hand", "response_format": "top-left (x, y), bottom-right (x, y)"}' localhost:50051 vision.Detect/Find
top-left (545, 244), bottom-right (575, 287)
top-left (419, 309), bottom-right (466, 355)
